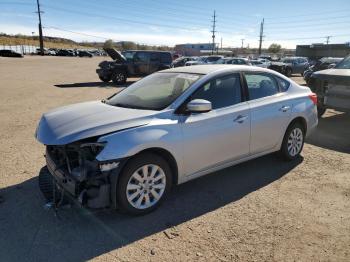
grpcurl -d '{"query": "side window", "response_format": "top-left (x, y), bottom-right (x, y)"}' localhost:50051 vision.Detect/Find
top-left (275, 77), bottom-right (290, 92)
top-left (134, 52), bottom-right (149, 63)
top-left (160, 53), bottom-right (171, 63)
top-left (191, 74), bottom-right (242, 109)
top-left (245, 73), bottom-right (279, 100)
top-left (150, 53), bottom-right (159, 62)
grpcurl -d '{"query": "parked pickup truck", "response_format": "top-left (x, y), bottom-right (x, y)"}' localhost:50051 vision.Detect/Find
top-left (308, 55), bottom-right (350, 117)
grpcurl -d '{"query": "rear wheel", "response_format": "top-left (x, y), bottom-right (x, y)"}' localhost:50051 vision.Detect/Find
top-left (279, 122), bottom-right (305, 161)
top-left (317, 106), bottom-right (326, 117)
top-left (285, 67), bottom-right (292, 77)
top-left (117, 153), bottom-right (172, 215)
top-left (111, 70), bottom-right (127, 85)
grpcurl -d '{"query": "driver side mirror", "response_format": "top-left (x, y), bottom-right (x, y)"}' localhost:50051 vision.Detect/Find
top-left (186, 99), bottom-right (212, 113)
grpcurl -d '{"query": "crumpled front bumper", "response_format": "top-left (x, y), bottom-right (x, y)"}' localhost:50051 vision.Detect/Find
top-left (40, 149), bottom-right (113, 209)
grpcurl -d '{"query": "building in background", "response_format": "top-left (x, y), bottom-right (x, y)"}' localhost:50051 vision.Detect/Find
top-left (174, 43), bottom-right (216, 56)
top-left (296, 43), bottom-right (350, 59)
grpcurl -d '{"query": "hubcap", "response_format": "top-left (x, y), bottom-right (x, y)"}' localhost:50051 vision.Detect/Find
top-left (116, 73), bottom-right (125, 82)
top-left (287, 128), bottom-right (303, 157)
top-left (126, 164), bottom-right (166, 209)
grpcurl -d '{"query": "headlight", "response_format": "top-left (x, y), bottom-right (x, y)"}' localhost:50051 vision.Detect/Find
top-left (99, 161), bottom-right (119, 172)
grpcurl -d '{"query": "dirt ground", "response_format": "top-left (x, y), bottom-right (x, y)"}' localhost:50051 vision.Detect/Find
top-left (0, 56), bottom-right (349, 262)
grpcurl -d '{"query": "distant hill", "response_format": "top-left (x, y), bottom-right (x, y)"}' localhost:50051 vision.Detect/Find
top-left (0, 33), bottom-right (173, 51)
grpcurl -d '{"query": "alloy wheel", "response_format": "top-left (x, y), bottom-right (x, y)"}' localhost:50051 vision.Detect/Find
top-left (287, 127), bottom-right (303, 157)
top-left (126, 164), bottom-right (166, 210)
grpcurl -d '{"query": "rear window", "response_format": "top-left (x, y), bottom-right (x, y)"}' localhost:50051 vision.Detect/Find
top-left (275, 77), bottom-right (290, 92)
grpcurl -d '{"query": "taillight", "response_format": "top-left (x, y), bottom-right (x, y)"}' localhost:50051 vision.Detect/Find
top-left (308, 93), bottom-right (317, 105)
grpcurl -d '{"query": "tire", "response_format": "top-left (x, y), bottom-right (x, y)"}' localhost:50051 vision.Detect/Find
top-left (117, 153), bottom-right (172, 215)
top-left (317, 106), bottom-right (326, 118)
top-left (111, 70), bottom-right (127, 85)
top-left (285, 67), bottom-right (292, 77)
top-left (279, 122), bottom-right (305, 161)
top-left (99, 75), bottom-right (111, 82)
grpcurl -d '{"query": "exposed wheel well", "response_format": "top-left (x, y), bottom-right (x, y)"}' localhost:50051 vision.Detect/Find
top-left (133, 148), bottom-right (179, 185)
top-left (288, 116), bottom-right (307, 134)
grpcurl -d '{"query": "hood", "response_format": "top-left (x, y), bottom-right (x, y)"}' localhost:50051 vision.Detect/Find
top-left (271, 61), bottom-right (288, 66)
top-left (312, 68), bottom-right (350, 82)
top-left (103, 48), bottom-right (127, 62)
top-left (36, 101), bottom-right (157, 145)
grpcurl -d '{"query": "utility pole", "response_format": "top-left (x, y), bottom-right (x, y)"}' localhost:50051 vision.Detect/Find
top-left (221, 37), bottom-right (223, 50)
top-left (36, 0), bottom-right (44, 55)
top-left (211, 10), bottom-right (216, 55)
top-left (241, 39), bottom-right (245, 49)
top-left (326, 36), bottom-right (331, 44)
top-left (258, 18), bottom-right (264, 55)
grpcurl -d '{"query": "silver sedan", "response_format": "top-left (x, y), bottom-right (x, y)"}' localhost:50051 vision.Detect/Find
top-left (36, 65), bottom-right (318, 215)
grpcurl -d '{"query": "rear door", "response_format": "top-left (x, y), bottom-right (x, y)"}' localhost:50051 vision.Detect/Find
top-left (243, 72), bottom-right (292, 154)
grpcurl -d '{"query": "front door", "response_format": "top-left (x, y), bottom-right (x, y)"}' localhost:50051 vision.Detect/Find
top-left (180, 73), bottom-right (251, 176)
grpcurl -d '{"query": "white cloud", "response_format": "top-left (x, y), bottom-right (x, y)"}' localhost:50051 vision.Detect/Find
top-left (0, 23), bottom-right (298, 49)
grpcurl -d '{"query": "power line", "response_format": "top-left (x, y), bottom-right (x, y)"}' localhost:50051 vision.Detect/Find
top-left (265, 34), bottom-right (349, 41)
top-left (265, 8), bottom-right (350, 19)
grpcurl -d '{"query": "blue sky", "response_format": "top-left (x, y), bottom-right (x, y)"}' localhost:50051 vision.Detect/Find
top-left (0, 0), bottom-right (349, 48)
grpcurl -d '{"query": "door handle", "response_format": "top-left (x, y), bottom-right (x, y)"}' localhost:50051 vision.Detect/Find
top-left (279, 106), bottom-right (290, 112)
top-left (233, 115), bottom-right (248, 123)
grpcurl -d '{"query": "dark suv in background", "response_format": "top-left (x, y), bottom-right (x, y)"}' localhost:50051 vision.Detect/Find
top-left (269, 57), bottom-right (309, 76)
top-left (96, 48), bottom-right (172, 84)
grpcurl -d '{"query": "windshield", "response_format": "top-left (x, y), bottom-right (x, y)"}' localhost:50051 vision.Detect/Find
top-left (106, 72), bottom-right (202, 110)
top-left (335, 56), bottom-right (350, 69)
top-left (198, 56), bottom-right (207, 62)
top-left (121, 51), bottom-right (135, 61)
top-left (206, 56), bottom-right (220, 62)
top-left (215, 58), bottom-right (225, 64)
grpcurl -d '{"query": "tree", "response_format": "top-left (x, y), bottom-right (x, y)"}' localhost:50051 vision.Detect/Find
top-left (268, 43), bottom-right (281, 54)
top-left (103, 39), bottom-right (114, 49)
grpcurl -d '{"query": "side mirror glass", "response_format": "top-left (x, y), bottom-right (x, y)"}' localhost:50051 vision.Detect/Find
top-left (186, 99), bottom-right (212, 113)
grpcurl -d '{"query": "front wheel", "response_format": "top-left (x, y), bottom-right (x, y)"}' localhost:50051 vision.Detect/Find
top-left (117, 153), bottom-right (172, 215)
top-left (279, 122), bottom-right (305, 161)
top-left (285, 67), bottom-right (292, 77)
top-left (111, 70), bottom-right (127, 85)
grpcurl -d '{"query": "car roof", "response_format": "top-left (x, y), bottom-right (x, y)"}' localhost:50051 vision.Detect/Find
top-left (161, 64), bottom-right (269, 75)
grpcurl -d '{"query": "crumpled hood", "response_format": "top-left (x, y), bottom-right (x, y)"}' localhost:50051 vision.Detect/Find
top-left (270, 62), bottom-right (288, 66)
top-left (36, 101), bottom-right (157, 145)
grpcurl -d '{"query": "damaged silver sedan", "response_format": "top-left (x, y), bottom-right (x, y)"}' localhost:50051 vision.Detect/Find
top-left (36, 65), bottom-right (318, 215)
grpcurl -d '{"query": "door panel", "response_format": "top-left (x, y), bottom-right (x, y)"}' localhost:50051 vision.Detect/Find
top-left (181, 103), bottom-right (250, 176)
top-left (180, 73), bottom-right (250, 176)
top-left (244, 72), bottom-right (292, 154)
top-left (248, 96), bottom-right (291, 154)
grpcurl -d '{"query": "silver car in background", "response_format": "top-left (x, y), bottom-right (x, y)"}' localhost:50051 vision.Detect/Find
top-left (36, 65), bottom-right (318, 215)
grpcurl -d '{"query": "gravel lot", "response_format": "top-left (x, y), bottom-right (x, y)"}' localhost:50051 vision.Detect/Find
top-left (0, 56), bottom-right (349, 262)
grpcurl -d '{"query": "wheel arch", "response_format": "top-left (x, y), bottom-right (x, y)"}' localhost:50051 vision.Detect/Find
top-left (287, 116), bottom-right (307, 134)
top-left (133, 147), bottom-right (179, 185)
